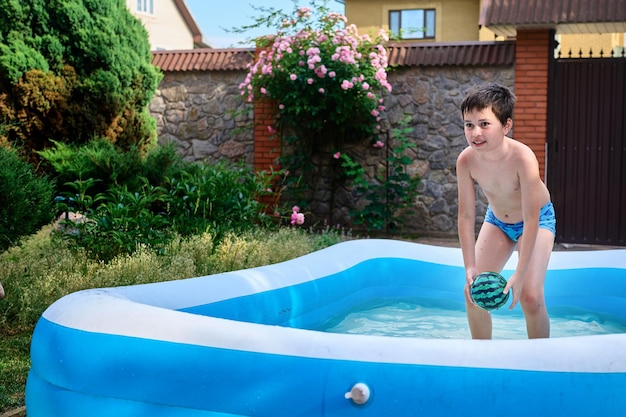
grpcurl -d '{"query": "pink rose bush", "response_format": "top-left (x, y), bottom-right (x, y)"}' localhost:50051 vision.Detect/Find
top-left (239, 3), bottom-right (391, 142)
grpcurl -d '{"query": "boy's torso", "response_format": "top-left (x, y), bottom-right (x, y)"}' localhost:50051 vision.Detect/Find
top-left (467, 138), bottom-right (550, 223)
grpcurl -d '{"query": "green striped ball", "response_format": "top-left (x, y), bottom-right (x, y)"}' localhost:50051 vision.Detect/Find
top-left (470, 272), bottom-right (510, 311)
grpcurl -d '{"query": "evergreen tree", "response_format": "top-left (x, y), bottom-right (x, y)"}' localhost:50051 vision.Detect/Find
top-left (0, 0), bottom-right (162, 160)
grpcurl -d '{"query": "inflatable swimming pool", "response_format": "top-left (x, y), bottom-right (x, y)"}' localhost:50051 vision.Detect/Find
top-left (26, 239), bottom-right (626, 416)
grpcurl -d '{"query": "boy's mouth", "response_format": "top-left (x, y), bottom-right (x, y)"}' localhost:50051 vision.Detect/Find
top-left (473, 140), bottom-right (486, 147)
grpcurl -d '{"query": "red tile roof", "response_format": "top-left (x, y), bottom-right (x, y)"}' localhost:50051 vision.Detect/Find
top-left (152, 41), bottom-right (515, 72)
top-left (386, 41), bottom-right (515, 67)
top-left (480, 0), bottom-right (626, 37)
top-left (152, 48), bottom-right (254, 72)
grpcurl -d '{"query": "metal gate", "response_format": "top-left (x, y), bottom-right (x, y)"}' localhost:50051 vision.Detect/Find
top-left (547, 57), bottom-right (626, 246)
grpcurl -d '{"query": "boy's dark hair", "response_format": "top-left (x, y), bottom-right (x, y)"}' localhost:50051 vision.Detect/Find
top-left (460, 83), bottom-right (516, 126)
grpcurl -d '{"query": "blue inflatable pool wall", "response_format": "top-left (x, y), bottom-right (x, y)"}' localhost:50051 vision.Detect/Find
top-left (26, 240), bottom-right (626, 416)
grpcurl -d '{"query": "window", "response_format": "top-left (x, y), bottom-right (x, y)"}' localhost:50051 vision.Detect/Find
top-left (389, 9), bottom-right (436, 40)
top-left (137, 0), bottom-right (154, 14)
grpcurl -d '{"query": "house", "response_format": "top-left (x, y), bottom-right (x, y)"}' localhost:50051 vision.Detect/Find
top-left (126, 0), bottom-right (208, 50)
top-left (345, 0), bottom-right (625, 56)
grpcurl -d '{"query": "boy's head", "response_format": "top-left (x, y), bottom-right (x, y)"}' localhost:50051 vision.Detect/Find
top-left (460, 83), bottom-right (516, 126)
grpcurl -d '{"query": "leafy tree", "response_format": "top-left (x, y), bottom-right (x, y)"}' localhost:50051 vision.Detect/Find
top-left (0, 0), bottom-right (162, 161)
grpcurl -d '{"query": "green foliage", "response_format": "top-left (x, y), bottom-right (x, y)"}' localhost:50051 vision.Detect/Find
top-left (0, 0), bottom-right (162, 161)
top-left (53, 160), bottom-right (271, 260)
top-left (55, 179), bottom-right (172, 261)
top-left (39, 138), bottom-right (182, 196)
top-left (165, 162), bottom-right (269, 238)
top-left (0, 146), bottom-right (56, 251)
top-left (350, 117), bottom-right (421, 232)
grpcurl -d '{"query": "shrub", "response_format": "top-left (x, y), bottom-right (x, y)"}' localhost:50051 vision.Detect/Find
top-left (39, 138), bottom-right (182, 196)
top-left (0, 0), bottom-right (162, 161)
top-left (164, 161), bottom-right (270, 238)
top-left (55, 178), bottom-right (172, 261)
top-left (53, 160), bottom-right (271, 260)
top-left (0, 146), bottom-right (56, 251)
top-left (239, 1), bottom-right (391, 144)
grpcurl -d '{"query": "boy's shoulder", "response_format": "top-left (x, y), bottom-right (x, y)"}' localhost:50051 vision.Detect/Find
top-left (508, 138), bottom-right (537, 160)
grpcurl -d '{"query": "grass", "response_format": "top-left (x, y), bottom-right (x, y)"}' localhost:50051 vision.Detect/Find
top-left (0, 332), bottom-right (30, 413)
top-left (0, 224), bottom-right (348, 413)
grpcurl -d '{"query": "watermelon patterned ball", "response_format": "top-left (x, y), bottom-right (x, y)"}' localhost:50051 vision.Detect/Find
top-left (470, 272), bottom-right (510, 311)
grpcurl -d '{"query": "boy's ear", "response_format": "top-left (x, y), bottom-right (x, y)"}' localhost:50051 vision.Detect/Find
top-left (504, 118), bottom-right (513, 133)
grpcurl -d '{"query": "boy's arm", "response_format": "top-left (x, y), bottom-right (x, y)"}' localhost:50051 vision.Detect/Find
top-left (456, 150), bottom-right (478, 282)
top-left (504, 147), bottom-right (543, 307)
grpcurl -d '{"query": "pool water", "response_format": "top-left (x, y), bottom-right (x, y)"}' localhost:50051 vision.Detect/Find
top-left (319, 299), bottom-right (626, 339)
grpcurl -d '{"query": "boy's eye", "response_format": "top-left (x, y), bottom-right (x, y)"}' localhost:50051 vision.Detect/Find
top-left (479, 122), bottom-right (490, 128)
top-left (464, 122), bottom-right (474, 128)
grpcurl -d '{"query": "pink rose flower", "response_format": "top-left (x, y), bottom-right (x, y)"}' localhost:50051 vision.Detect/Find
top-left (333, 152), bottom-right (341, 159)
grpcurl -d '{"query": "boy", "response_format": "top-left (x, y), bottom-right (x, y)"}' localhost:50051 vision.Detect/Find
top-left (456, 83), bottom-right (556, 339)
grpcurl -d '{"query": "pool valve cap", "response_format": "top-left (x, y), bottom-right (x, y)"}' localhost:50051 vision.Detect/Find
top-left (345, 383), bottom-right (371, 405)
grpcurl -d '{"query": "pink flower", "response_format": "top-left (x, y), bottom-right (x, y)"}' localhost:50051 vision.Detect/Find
top-left (328, 71), bottom-right (336, 78)
top-left (290, 211), bottom-right (305, 225)
top-left (290, 206), bottom-right (305, 225)
top-left (279, 104), bottom-right (285, 110)
top-left (319, 88), bottom-right (325, 93)
top-left (307, 78), bottom-right (314, 84)
top-left (373, 140), bottom-right (385, 148)
top-left (333, 152), bottom-right (341, 159)
top-left (371, 109), bottom-right (379, 117)
top-left (341, 80), bottom-right (353, 90)
top-left (290, 74), bottom-right (297, 81)
top-left (362, 82), bottom-right (370, 90)
top-left (260, 87), bottom-right (267, 94)
top-left (267, 125), bottom-right (277, 134)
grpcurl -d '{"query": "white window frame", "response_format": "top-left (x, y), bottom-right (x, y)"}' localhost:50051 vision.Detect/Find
top-left (389, 9), bottom-right (436, 40)
top-left (137, 0), bottom-right (154, 14)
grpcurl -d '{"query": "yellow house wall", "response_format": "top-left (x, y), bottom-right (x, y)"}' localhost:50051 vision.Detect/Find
top-left (558, 33), bottom-right (625, 57)
top-left (126, 0), bottom-right (194, 50)
top-left (346, 0), bottom-right (480, 42)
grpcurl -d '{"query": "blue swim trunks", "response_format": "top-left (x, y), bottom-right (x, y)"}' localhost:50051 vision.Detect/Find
top-left (484, 202), bottom-right (556, 242)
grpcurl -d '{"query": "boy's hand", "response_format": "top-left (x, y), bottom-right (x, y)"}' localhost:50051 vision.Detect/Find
top-left (503, 272), bottom-right (523, 310)
top-left (464, 268), bottom-right (478, 305)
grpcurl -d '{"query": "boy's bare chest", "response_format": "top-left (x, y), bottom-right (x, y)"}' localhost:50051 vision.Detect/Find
top-left (472, 164), bottom-right (520, 196)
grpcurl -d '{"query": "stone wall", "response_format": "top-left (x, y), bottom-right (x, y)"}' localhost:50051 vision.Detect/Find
top-left (150, 70), bottom-right (254, 164)
top-left (384, 65), bottom-right (514, 236)
top-left (149, 64), bottom-right (514, 238)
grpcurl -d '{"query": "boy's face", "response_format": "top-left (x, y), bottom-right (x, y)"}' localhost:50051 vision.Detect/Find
top-left (462, 105), bottom-right (512, 151)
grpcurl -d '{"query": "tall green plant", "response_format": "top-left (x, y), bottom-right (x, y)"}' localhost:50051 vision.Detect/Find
top-left (348, 117), bottom-right (421, 232)
top-left (55, 178), bottom-right (171, 261)
top-left (165, 162), bottom-right (270, 238)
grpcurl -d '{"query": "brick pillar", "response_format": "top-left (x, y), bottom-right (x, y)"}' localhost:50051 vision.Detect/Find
top-left (253, 98), bottom-right (281, 210)
top-left (513, 29), bottom-right (551, 179)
